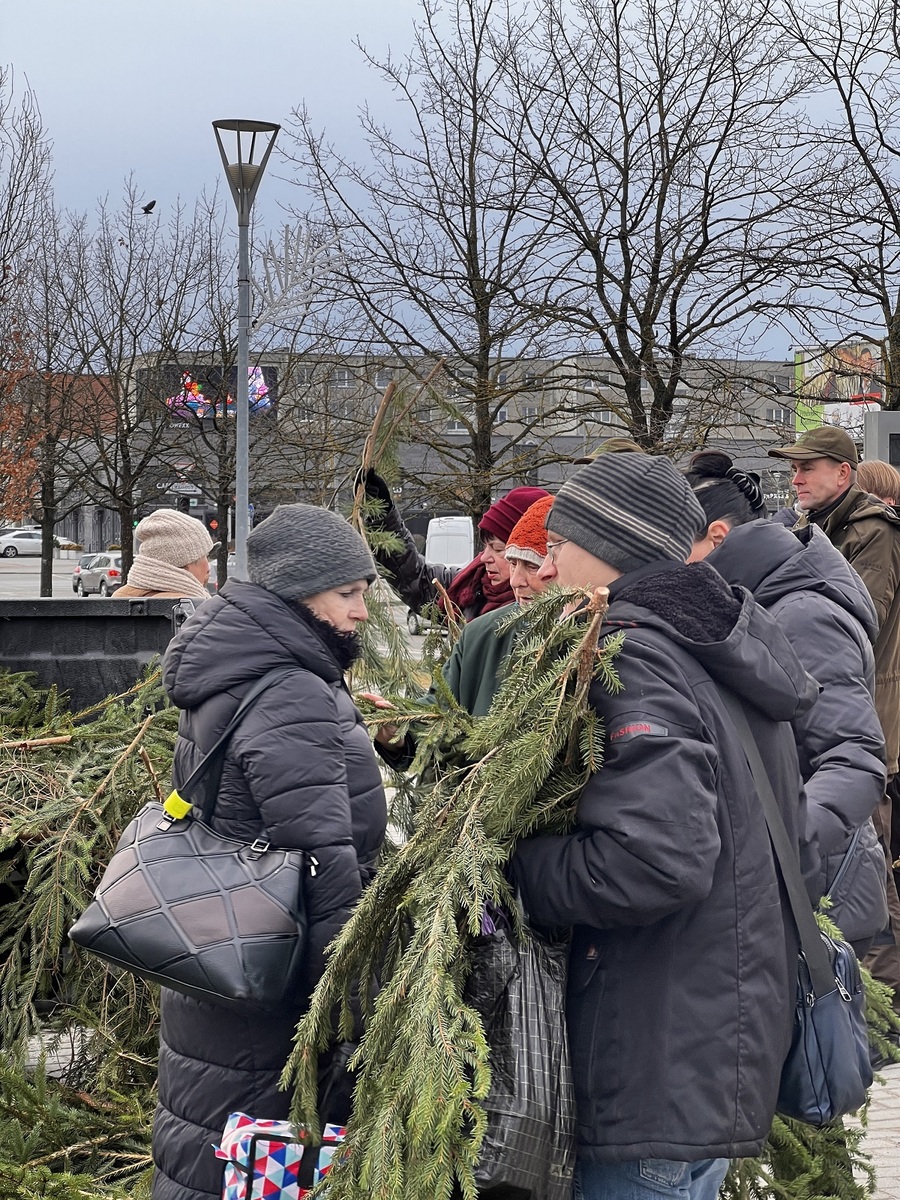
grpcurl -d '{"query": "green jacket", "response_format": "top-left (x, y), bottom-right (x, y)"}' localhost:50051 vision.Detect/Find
top-left (800, 485), bottom-right (900, 775)
top-left (442, 602), bottom-right (519, 716)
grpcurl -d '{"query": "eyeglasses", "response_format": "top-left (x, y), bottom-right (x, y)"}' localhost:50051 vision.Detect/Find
top-left (545, 538), bottom-right (569, 562)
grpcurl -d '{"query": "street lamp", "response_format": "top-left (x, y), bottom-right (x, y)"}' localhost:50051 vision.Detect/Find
top-left (212, 118), bottom-right (280, 578)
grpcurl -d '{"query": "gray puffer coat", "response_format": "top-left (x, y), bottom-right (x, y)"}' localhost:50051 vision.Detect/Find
top-left (709, 521), bottom-right (888, 944)
top-left (151, 579), bottom-right (387, 1200)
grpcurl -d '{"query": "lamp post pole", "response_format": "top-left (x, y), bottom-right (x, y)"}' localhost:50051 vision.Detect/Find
top-left (212, 118), bottom-right (280, 578)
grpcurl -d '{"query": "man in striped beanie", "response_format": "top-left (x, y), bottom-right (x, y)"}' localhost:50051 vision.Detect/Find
top-left (510, 452), bottom-right (817, 1200)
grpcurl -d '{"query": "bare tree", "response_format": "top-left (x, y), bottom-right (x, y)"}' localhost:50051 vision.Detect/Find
top-left (62, 183), bottom-right (220, 574)
top-left (772, 0), bottom-right (900, 409)
top-left (283, 0), bottom-right (582, 518)
top-left (487, 0), bottom-right (810, 447)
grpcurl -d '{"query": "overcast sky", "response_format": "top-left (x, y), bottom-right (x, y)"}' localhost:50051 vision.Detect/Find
top-left (5, 0), bottom-right (421, 224)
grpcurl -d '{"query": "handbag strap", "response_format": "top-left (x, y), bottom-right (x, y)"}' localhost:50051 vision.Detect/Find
top-left (718, 689), bottom-right (836, 999)
top-left (177, 667), bottom-right (298, 822)
top-left (826, 824), bottom-right (864, 900)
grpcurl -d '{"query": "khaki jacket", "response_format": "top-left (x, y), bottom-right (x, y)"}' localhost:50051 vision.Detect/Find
top-left (801, 486), bottom-right (900, 775)
top-left (114, 583), bottom-right (206, 600)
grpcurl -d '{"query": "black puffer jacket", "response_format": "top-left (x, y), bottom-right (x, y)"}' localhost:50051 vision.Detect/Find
top-left (512, 561), bottom-right (816, 1163)
top-left (709, 522), bottom-right (887, 944)
top-left (151, 580), bottom-right (387, 1200)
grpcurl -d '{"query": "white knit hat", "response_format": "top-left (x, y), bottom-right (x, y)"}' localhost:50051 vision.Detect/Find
top-left (134, 509), bottom-right (215, 567)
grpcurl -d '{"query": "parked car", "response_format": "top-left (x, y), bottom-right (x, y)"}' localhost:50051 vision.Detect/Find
top-left (0, 530), bottom-right (42, 557)
top-left (71, 554), bottom-right (100, 593)
top-left (76, 553), bottom-right (123, 595)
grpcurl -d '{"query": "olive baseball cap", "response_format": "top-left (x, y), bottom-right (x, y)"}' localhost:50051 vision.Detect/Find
top-left (767, 426), bottom-right (859, 467)
top-left (572, 437), bottom-right (645, 464)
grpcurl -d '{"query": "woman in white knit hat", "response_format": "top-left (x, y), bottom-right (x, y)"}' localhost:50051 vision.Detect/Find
top-left (115, 509), bottom-right (217, 600)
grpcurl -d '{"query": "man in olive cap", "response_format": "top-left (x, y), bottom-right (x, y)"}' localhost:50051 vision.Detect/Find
top-left (771, 426), bottom-right (900, 1013)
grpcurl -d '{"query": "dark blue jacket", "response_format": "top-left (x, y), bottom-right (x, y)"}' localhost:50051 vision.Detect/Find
top-left (152, 580), bottom-right (387, 1200)
top-left (512, 562), bottom-right (816, 1163)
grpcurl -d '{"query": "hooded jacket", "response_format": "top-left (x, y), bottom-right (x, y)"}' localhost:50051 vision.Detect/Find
top-left (800, 485), bottom-right (900, 776)
top-left (709, 522), bottom-right (887, 944)
top-left (151, 579), bottom-right (387, 1200)
top-left (512, 561), bottom-right (816, 1164)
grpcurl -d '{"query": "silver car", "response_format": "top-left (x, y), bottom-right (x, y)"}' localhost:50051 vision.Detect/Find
top-left (78, 553), bottom-right (124, 595)
top-left (0, 529), bottom-right (42, 557)
top-left (72, 553), bottom-right (100, 592)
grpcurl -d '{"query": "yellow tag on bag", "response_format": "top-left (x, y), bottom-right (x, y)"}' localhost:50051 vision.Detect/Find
top-left (163, 790), bottom-right (193, 821)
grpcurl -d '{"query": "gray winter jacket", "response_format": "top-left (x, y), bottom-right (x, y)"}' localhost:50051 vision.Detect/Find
top-left (512, 561), bottom-right (816, 1163)
top-left (151, 579), bottom-right (387, 1200)
top-left (709, 522), bottom-right (888, 944)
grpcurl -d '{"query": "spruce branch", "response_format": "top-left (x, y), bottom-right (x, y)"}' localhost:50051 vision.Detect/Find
top-left (281, 589), bottom-right (620, 1199)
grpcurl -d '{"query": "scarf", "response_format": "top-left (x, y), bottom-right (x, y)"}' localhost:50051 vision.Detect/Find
top-left (126, 554), bottom-right (210, 599)
top-left (441, 557), bottom-right (515, 618)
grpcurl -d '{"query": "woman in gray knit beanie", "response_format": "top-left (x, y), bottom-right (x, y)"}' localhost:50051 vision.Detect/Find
top-left (153, 504), bottom-right (385, 1199)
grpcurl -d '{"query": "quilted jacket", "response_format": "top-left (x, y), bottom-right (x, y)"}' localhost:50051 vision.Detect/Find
top-left (151, 579), bottom-right (387, 1200)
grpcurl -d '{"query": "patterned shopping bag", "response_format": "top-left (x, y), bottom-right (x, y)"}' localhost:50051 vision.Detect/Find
top-left (314, 1124), bottom-right (347, 1184)
top-left (214, 1112), bottom-right (305, 1200)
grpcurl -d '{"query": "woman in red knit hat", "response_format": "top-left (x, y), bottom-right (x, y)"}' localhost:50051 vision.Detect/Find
top-left (356, 468), bottom-right (549, 621)
top-left (370, 497), bottom-right (556, 737)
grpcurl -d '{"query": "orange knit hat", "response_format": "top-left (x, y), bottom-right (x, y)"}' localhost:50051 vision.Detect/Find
top-left (505, 495), bottom-right (555, 566)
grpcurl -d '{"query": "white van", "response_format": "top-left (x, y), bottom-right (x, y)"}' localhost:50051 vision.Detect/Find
top-left (407, 516), bottom-right (476, 634)
top-left (425, 515), bottom-right (474, 569)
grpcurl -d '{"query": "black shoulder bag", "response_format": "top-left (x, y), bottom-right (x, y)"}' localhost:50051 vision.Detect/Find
top-left (69, 668), bottom-right (314, 1013)
top-left (719, 690), bottom-right (872, 1125)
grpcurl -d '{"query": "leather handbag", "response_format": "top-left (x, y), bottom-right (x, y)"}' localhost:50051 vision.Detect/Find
top-left (69, 668), bottom-right (314, 1013)
top-left (721, 691), bottom-right (873, 1125)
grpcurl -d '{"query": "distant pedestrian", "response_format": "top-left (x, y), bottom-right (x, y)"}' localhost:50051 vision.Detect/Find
top-left (857, 459), bottom-right (900, 506)
top-left (116, 509), bottom-right (215, 600)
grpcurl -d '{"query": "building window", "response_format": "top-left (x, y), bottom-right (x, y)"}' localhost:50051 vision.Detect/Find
top-left (523, 372), bottom-right (541, 388)
top-left (447, 416), bottom-right (467, 432)
top-left (331, 367), bottom-right (353, 389)
top-left (521, 404), bottom-right (539, 420)
top-left (495, 407), bottom-right (509, 425)
top-left (766, 406), bottom-right (793, 425)
top-left (296, 367), bottom-right (315, 386)
top-left (376, 368), bottom-right (392, 389)
top-left (597, 409), bottom-right (614, 424)
top-left (497, 372), bottom-right (508, 385)
top-left (773, 374), bottom-right (792, 392)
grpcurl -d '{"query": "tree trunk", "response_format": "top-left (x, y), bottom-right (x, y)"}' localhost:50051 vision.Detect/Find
top-left (39, 494), bottom-right (55, 598)
top-left (118, 503), bottom-right (135, 577)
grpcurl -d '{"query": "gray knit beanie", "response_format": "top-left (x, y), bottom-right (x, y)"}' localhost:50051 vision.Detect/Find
top-left (548, 452), bottom-right (707, 573)
top-left (247, 504), bottom-right (376, 600)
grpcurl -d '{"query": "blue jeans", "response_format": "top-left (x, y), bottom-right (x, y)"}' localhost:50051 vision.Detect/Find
top-left (574, 1156), bottom-right (730, 1200)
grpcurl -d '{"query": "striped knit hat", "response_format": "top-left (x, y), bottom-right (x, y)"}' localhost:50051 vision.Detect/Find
top-left (505, 495), bottom-right (554, 566)
top-left (548, 452), bottom-right (706, 573)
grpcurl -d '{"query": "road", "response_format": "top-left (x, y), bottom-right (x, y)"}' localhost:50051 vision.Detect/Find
top-left (0, 558), bottom-right (82, 599)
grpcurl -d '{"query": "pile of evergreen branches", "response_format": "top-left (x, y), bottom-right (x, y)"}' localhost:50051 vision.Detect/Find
top-left (0, 668), bottom-right (175, 1196)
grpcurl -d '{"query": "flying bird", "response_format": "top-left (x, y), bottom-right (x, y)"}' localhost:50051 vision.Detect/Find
top-left (141, 200), bottom-right (157, 215)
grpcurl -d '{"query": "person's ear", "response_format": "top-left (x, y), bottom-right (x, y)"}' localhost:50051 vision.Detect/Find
top-left (708, 519), bottom-right (731, 548)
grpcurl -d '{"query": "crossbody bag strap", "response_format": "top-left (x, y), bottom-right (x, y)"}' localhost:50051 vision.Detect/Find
top-left (718, 689), bottom-right (836, 1000)
top-left (170, 666), bottom-right (298, 823)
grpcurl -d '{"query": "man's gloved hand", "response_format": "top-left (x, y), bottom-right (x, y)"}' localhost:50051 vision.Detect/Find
top-left (353, 467), bottom-right (394, 507)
